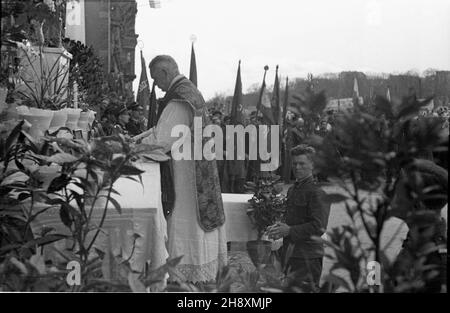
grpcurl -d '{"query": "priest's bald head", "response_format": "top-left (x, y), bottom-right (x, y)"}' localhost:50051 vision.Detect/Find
top-left (149, 55), bottom-right (180, 92)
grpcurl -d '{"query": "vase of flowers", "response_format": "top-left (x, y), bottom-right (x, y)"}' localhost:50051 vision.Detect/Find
top-left (245, 174), bottom-right (287, 267)
top-left (16, 106), bottom-right (54, 138)
top-left (64, 108), bottom-right (82, 131)
top-left (48, 108), bottom-right (68, 132)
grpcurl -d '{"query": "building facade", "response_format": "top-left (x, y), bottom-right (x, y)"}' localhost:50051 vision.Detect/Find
top-left (66, 0), bottom-right (138, 94)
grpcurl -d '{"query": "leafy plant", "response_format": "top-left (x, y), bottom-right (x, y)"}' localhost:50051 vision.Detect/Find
top-left (26, 135), bottom-right (169, 289)
top-left (311, 94), bottom-right (448, 292)
top-left (289, 74), bottom-right (328, 138)
top-left (0, 121), bottom-right (64, 258)
top-left (62, 38), bottom-right (106, 111)
top-left (15, 44), bottom-right (70, 109)
top-left (0, 120), bottom-right (71, 291)
top-left (1, 119), bottom-right (171, 291)
top-left (245, 174), bottom-right (287, 239)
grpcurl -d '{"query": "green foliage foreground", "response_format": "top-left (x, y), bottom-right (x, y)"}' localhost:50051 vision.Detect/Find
top-left (0, 94), bottom-right (447, 292)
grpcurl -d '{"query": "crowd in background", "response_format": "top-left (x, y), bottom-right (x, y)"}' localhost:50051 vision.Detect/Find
top-left (91, 101), bottom-right (148, 138)
top-left (89, 98), bottom-right (449, 194)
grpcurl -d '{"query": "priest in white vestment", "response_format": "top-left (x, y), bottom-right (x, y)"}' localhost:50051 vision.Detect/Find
top-left (139, 55), bottom-right (227, 283)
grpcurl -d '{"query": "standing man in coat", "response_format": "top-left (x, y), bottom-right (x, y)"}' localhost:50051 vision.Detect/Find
top-left (140, 55), bottom-right (227, 284)
top-left (268, 144), bottom-right (330, 291)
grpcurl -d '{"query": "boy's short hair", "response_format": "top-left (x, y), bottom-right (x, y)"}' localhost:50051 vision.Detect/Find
top-left (291, 144), bottom-right (316, 161)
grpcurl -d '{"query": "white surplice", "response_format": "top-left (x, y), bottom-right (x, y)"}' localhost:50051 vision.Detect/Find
top-left (142, 99), bottom-right (227, 283)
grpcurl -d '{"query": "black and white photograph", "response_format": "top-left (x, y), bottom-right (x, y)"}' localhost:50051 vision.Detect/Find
top-left (0, 0), bottom-right (448, 298)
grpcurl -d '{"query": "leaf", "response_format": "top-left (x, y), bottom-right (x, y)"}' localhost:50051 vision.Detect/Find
top-left (41, 195), bottom-right (65, 206)
top-left (0, 171), bottom-right (29, 186)
top-left (109, 188), bottom-right (121, 196)
top-left (324, 193), bottom-right (349, 204)
top-left (10, 257), bottom-right (29, 275)
top-left (111, 155), bottom-right (126, 168)
top-left (133, 144), bottom-right (165, 154)
top-left (119, 164), bottom-right (144, 176)
top-left (47, 174), bottom-right (70, 193)
top-left (24, 234), bottom-right (67, 249)
top-left (322, 274), bottom-right (352, 292)
top-left (396, 96), bottom-right (434, 119)
top-left (72, 193), bottom-right (84, 212)
top-left (43, 153), bottom-right (79, 164)
top-left (128, 273), bottom-right (147, 292)
top-left (29, 253), bottom-right (46, 274)
top-left (166, 256), bottom-right (184, 268)
top-left (59, 204), bottom-right (72, 228)
top-left (374, 96), bottom-right (394, 120)
top-left (5, 121), bottom-right (24, 156)
top-left (18, 192), bottom-right (31, 201)
top-left (141, 150), bottom-right (170, 162)
top-left (20, 130), bottom-right (39, 152)
top-left (124, 176), bottom-right (140, 184)
top-left (0, 243), bottom-right (22, 255)
top-left (108, 196), bottom-right (121, 214)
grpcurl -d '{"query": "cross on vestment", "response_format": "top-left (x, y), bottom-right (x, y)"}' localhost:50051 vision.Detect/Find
top-left (139, 80), bottom-right (148, 92)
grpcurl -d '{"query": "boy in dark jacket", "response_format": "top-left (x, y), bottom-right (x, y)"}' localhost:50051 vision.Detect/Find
top-left (268, 144), bottom-right (330, 291)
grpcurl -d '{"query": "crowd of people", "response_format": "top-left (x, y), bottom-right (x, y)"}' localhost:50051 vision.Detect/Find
top-left (76, 58), bottom-right (449, 290)
top-left (91, 102), bottom-right (148, 138)
top-left (89, 93), bottom-right (449, 196)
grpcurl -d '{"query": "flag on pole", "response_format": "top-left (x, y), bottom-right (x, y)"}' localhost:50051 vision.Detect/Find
top-left (282, 77), bottom-right (289, 129)
top-left (282, 77), bottom-right (292, 182)
top-left (256, 65), bottom-right (275, 124)
top-left (223, 60), bottom-right (246, 192)
top-left (136, 50), bottom-right (152, 123)
top-left (271, 65), bottom-right (280, 125)
top-left (189, 42), bottom-right (197, 87)
top-left (147, 81), bottom-right (158, 129)
top-left (353, 76), bottom-right (360, 106)
top-left (149, 0), bottom-right (161, 9)
top-left (230, 60), bottom-right (244, 125)
top-left (353, 77), bottom-right (359, 98)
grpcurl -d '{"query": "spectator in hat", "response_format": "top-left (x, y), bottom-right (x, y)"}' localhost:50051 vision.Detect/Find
top-left (126, 102), bottom-right (146, 136)
top-left (211, 110), bottom-right (223, 126)
top-left (112, 105), bottom-right (130, 136)
top-left (98, 115), bottom-right (113, 136)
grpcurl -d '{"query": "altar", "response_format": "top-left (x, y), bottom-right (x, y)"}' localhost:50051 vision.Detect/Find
top-left (31, 162), bottom-right (258, 274)
top-left (222, 193), bottom-right (257, 242)
top-left (31, 161), bottom-right (169, 273)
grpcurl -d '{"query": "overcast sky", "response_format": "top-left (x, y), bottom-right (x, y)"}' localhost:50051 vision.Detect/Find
top-left (133, 0), bottom-right (450, 100)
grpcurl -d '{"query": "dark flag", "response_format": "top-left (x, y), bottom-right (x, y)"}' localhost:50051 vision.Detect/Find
top-left (256, 65), bottom-right (275, 124)
top-left (147, 81), bottom-right (158, 130)
top-left (189, 42), bottom-right (197, 87)
top-left (282, 77), bottom-right (292, 182)
top-left (271, 65), bottom-right (280, 125)
top-left (137, 51), bottom-right (152, 124)
top-left (223, 60), bottom-right (246, 193)
top-left (230, 60), bottom-right (244, 124)
top-left (282, 77), bottom-right (289, 130)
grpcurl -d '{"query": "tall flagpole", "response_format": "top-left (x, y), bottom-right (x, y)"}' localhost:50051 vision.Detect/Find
top-left (147, 81), bottom-right (157, 130)
top-left (189, 35), bottom-right (197, 87)
top-left (255, 65), bottom-right (269, 119)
